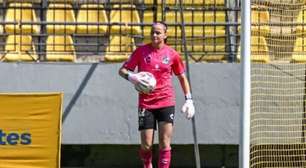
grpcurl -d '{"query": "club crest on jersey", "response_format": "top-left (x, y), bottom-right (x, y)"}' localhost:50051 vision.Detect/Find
top-left (162, 55), bottom-right (170, 64)
top-left (144, 55), bottom-right (151, 64)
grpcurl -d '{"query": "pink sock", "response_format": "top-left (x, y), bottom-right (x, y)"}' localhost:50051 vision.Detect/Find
top-left (139, 148), bottom-right (153, 168)
top-left (158, 148), bottom-right (171, 168)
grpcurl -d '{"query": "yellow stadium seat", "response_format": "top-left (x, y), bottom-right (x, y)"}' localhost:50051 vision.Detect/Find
top-left (1, 35), bottom-right (38, 61)
top-left (143, 11), bottom-right (154, 24)
top-left (104, 35), bottom-right (135, 62)
top-left (46, 35), bottom-right (76, 62)
top-left (189, 38), bottom-right (226, 52)
top-left (296, 8), bottom-right (306, 35)
top-left (171, 37), bottom-right (226, 62)
top-left (165, 0), bottom-right (224, 5)
top-left (108, 0), bottom-right (143, 3)
top-left (46, 3), bottom-right (76, 34)
top-left (237, 36), bottom-right (270, 63)
top-left (164, 11), bottom-right (226, 37)
top-left (172, 37), bottom-right (225, 52)
top-left (76, 4), bottom-right (108, 34)
top-left (142, 10), bottom-right (163, 43)
top-left (142, 11), bottom-right (155, 43)
top-left (143, 0), bottom-right (154, 4)
top-left (5, 0), bottom-right (41, 3)
top-left (47, 0), bottom-right (73, 3)
top-left (291, 37), bottom-right (306, 63)
top-left (5, 3), bottom-right (39, 34)
top-left (110, 4), bottom-right (141, 34)
top-left (166, 26), bottom-right (225, 38)
top-left (238, 5), bottom-right (270, 35)
top-left (251, 8), bottom-right (270, 35)
top-left (200, 0), bottom-right (225, 5)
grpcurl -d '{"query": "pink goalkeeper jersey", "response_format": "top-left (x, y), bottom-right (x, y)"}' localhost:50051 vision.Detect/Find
top-left (123, 44), bottom-right (185, 109)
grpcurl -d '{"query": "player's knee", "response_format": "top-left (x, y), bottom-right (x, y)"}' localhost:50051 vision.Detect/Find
top-left (141, 143), bottom-right (153, 151)
top-left (159, 143), bottom-right (171, 150)
top-left (159, 135), bottom-right (171, 147)
top-left (159, 138), bottom-right (171, 149)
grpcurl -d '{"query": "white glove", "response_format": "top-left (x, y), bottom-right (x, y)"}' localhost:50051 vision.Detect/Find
top-left (127, 72), bottom-right (141, 85)
top-left (181, 99), bottom-right (195, 119)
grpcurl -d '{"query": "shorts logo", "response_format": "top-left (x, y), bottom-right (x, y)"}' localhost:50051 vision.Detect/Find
top-left (170, 114), bottom-right (174, 120)
top-left (162, 55), bottom-right (170, 64)
top-left (138, 108), bottom-right (146, 117)
top-left (138, 108), bottom-right (146, 127)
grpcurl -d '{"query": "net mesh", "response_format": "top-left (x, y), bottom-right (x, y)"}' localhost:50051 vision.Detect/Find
top-left (250, 0), bottom-right (306, 167)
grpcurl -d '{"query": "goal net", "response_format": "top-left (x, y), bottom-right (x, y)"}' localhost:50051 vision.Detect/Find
top-left (250, 0), bottom-right (306, 167)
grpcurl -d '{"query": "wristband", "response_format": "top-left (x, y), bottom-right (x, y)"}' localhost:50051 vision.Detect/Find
top-left (185, 93), bottom-right (192, 100)
top-left (127, 71), bottom-right (134, 81)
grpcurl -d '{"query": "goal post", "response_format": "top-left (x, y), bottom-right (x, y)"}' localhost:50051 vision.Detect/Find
top-left (240, 0), bottom-right (251, 167)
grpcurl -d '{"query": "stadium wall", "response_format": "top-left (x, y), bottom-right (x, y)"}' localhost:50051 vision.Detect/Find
top-left (0, 62), bottom-right (240, 145)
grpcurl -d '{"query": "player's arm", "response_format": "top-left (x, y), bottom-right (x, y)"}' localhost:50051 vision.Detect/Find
top-left (118, 47), bottom-right (140, 82)
top-left (177, 73), bottom-right (195, 119)
top-left (177, 73), bottom-right (192, 99)
top-left (118, 66), bottom-right (141, 85)
top-left (118, 67), bottom-right (130, 81)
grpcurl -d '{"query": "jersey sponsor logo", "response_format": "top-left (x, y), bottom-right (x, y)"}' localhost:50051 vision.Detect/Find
top-left (0, 129), bottom-right (32, 145)
top-left (144, 55), bottom-right (152, 64)
top-left (162, 55), bottom-right (170, 64)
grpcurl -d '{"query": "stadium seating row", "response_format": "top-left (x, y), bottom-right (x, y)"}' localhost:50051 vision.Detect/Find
top-left (236, 35), bottom-right (306, 63)
top-left (3, 3), bottom-right (140, 35)
top-left (0, 2), bottom-right (229, 62)
top-left (3, 2), bottom-right (306, 63)
top-left (1, 35), bottom-right (76, 61)
top-left (0, 0), bottom-right (225, 5)
top-left (236, 5), bottom-right (306, 63)
top-left (3, 2), bottom-right (228, 36)
top-left (1, 34), bottom-right (136, 62)
top-left (0, 35), bottom-right (232, 62)
top-left (246, 4), bottom-right (306, 36)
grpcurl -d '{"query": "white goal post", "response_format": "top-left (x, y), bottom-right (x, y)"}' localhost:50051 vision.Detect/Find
top-left (240, 0), bottom-right (251, 167)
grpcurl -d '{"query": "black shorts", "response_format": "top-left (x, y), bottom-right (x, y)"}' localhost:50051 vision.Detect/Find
top-left (138, 106), bottom-right (175, 130)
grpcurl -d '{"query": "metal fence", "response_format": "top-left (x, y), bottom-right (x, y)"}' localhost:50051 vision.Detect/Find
top-left (0, 0), bottom-right (240, 62)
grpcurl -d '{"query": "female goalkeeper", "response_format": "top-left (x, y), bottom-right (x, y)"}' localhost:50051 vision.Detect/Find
top-left (118, 22), bottom-right (195, 168)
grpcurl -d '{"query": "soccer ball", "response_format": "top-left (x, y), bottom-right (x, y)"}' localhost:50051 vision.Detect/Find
top-left (134, 72), bottom-right (156, 94)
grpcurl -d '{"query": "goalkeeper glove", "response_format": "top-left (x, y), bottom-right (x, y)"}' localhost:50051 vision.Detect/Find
top-left (127, 72), bottom-right (140, 85)
top-left (181, 96), bottom-right (195, 120)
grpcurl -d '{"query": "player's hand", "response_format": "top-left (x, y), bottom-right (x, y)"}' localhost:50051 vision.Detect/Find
top-left (181, 99), bottom-right (195, 119)
top-left (134, 82), bottom-right (150, 94)
top-left (127, 72), bottom-right (141, 85)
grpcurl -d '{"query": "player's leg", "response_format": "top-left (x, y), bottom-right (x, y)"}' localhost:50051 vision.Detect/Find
top-left (158, 122), bottom-right (173, 168)
top-left (140, 129), bottom-right (154, 168)
top-left (138, 108), bottom-right (156, 168)
top-left (156, 106), bottom-right (175, 168)
top-left (158, 122), bottom-right (173, 149)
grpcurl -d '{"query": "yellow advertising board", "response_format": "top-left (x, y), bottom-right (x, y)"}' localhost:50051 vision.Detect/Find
top-left (0, 93), bottom-right (62, 168)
